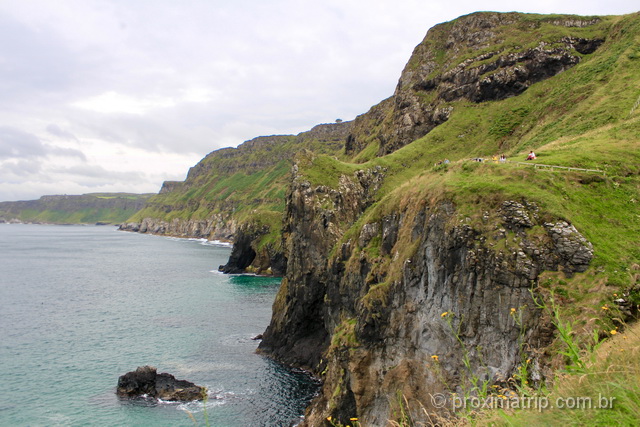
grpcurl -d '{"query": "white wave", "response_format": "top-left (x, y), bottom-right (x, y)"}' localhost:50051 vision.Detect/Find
top-left (200, 239), bottom-right (232, 247)
top-left (176, 388), bottom-right (231, 413)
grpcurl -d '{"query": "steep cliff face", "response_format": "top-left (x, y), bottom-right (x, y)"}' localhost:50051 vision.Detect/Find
top-left (259, 156), bottom-right (598, 424)
top-left (345, 12), bottom-right (606, 158)
top-left (259, 151), bottom-right (386, 366)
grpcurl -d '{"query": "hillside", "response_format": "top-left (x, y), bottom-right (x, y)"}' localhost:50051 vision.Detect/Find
top-left (122, 10), bottom-right (639, 425)
top-left (120, 122), bottom-right (350, 274)
top-left (254, 11), bottom-right (639, 426)
top-left (0, 193), bottom-right (153, 225)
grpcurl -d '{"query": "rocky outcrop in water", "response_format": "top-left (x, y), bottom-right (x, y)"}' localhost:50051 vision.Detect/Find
top-left (116, 366), bottom-right (205, 401)
top-left (218, 222), bottom-right (286, 275)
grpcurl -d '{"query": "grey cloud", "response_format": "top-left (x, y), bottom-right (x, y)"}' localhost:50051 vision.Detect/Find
top-left (0, 126), bottom-right (86, 161)
top-left (46, 124), bottom-right (79, 141)
top-left (0, 16), bottom-right (79, 97)
top-left (48, 146), bottom-right (87, 161)
top-left (0, 126), bottom-right (47, 158)
top-left (0, 159), bottom-right (42, 177)
top-left (50, 163), bottom-right (144, 183)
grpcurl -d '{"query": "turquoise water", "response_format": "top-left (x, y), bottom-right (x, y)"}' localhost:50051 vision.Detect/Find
top-left (0, 224), bottom-right (317, 426)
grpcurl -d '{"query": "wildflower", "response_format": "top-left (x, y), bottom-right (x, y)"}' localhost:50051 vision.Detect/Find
top-left (601, 305), bottom-right (609, 310)
top-left (510, 308), bottom-right (516, 313)
top-left (613, 293), bottom-right (618, 297)
top-left (441, 311), bottom-right (449, 317)
top-left (526, 358), bottom-right (531, 364)
top-left (350, 418), bottom-right (359, 421)
top-left (327, 416), bottom-right (332, 421)
top-left (431, 355), bottom-right (439, 362)
top-left (610, 330), bottom-right (617, 335)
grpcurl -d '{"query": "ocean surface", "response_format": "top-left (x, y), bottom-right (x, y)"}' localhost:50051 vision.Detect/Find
top-left (0, 224), bottom-right (318, 427)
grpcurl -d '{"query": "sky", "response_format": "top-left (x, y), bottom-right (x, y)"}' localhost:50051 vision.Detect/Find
top-left (0, 1), bottom-right (637, 201)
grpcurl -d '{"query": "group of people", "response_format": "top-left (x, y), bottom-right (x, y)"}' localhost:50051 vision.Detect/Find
top-left (441, 151), bottom-right (538, 166)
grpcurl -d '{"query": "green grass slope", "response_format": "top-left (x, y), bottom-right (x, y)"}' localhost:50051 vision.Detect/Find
top-left (127, 123), bottom-right (351, 251)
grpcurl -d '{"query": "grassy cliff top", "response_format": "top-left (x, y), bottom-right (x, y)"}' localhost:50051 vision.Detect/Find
top-left (297, 11), bottom-right (639, 319)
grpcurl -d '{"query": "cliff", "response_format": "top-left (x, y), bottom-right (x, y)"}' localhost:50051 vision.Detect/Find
top-left (121, 122), bottom-right (351, 274)
top-left (255, 11), bottom-right (640, 425)
top-left (0, 193), bottom-right (153, 224)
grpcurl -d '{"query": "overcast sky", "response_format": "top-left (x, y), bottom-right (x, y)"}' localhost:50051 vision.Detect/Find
top-left (0, 0), bottom-right (636, 201)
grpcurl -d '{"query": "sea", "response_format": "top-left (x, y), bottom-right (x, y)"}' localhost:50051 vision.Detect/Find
top-left (0, 224), bottom-right (318, 427)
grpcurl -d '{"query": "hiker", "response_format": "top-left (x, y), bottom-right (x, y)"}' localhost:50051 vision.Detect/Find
top-left (526, 151), bottom-right (536, 160)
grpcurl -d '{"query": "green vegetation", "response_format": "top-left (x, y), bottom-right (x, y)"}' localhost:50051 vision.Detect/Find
top-left (0, 193), bottom-right (153, 224)
top-left (127, 126), bottom-right (349, 249)
top-left (468, 318), bottom-right (640, 427)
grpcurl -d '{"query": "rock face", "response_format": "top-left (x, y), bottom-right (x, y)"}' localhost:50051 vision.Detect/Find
top-left (345, 12), bottom-right (604, 157)
top-left (116, 366), bottom-right (205, 401)
top-left (259, 156), bottom-right (594, 426)
top-left (218, 222), bottom-right (286, 275)
top-left (119, 214), bottom-right (237, 242)
top-left (258, 157), bottom-right (386, 369)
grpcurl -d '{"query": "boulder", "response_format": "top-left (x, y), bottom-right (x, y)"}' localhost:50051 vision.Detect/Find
top-left (116, 366), bottom-right (205, 401)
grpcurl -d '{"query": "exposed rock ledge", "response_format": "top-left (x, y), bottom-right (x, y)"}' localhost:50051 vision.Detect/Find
top-left (116, 366), bottom-right (206, 401)
top-left (119, 216), bottom-right (236, 242)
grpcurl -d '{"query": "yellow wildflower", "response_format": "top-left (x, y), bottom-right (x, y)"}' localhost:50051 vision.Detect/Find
top-left (431, 355), bottom-right (439, 362)
top-left (327, 416), bottom-right (332, 421)
top-left (510, 308), bottom-right (516, 313)
top-left (610, 330), bottom-right (617, 335)
top-left (601, 305), bottom-right (609, 310)
top-left (441, 311), bottom-right (448, 317)
top-left (350, 418), bottom-right (359, 421)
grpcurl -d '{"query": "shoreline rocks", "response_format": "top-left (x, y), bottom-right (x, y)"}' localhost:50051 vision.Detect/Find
top-left (116, 366), bottom-right (206, 402)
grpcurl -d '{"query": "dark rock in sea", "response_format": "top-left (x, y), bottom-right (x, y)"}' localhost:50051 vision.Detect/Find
top-left (252, 334), bottom-right (263, 340)
top-left (116, 365), bottom-right (205, 401)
